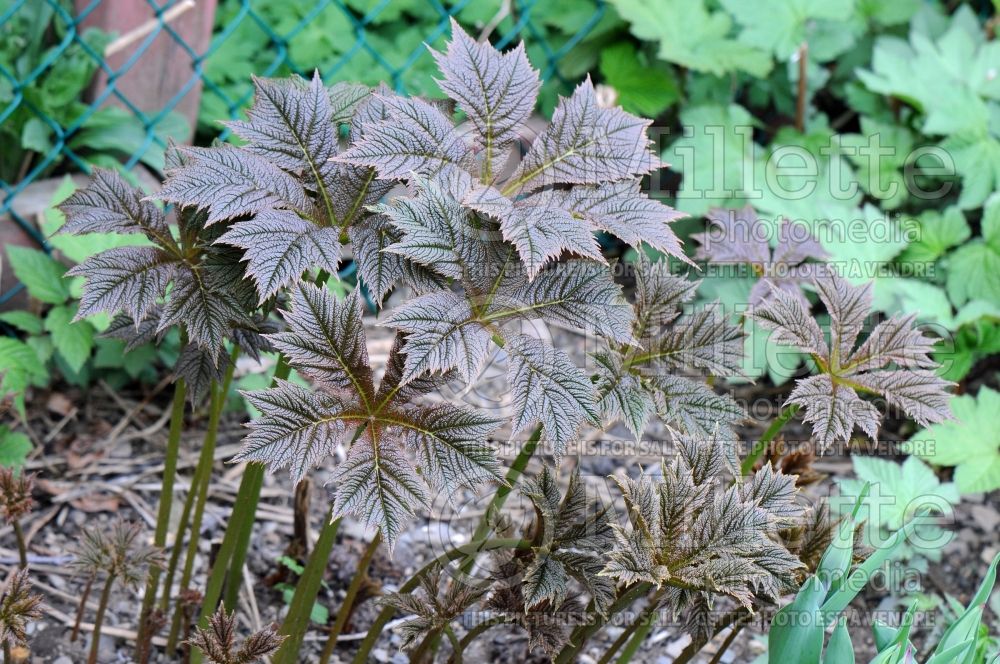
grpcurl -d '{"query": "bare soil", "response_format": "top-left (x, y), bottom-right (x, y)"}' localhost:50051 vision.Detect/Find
top-left (8, 327), bottom-right (999, 663)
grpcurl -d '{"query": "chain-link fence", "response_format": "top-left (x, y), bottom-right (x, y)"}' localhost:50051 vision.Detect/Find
top-left (0, 0), bottom-right (608, 305)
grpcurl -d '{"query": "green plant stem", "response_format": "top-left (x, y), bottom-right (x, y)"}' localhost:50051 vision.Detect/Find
top-left (444, 626), bottom-right (462, 664)
top-left (351, 538), bottom-right (530, 664)
top-left (192, 272), bottom-right (323, 651)
top-left (192, 358), bottom-right (292, 650)
top-left (273, 420), bottom-right (367, 664)
top-left (138, 378), bottom-right (186, 654)
top-left (446, 616), bottom-right (513, 664)
top-left (188, 468), bottom-right (265, 664)
top-left (220, 365), bottom-right (290, 593)
top-left (88, 574), bottom-right (116, 664)
top-left (553, 582), bottom-right (653, 664)
top-left (166, 351), bottom-right (238, 652)
top-left (319, 532), bottom-right (381, 664)
top-left (221, 463), bottom-right (266, 612)
top-left (598, 615), bottom-right (643, 664)
top-left (597, 586), bottom-right (665, 664)
top-left (2, 639), bottom-right (9, 664)
top-left (795, 41), bottom-right (809, 133)
top-left (458, 425), bottom-right (541, 576)
top-left (11, 521), bottom-right (26, 569)
top-left (159, 451), bottom-right (200, 611)
top-left (707, 625), bottom-right (743, 664)
top-left (272, 511), bottom-right (341, 664)
top-left (161, 386), bottom-right (221, 614)
top-left (671, 608), bottom-right (745, 664)
top-left (740, 403), bottom-right (801, 475)
top-left (614, 613), bottom-right (655, 664)
top-left (477, 425), bottom-right (541, 538)
top-left (409, 629), bottom-right (441, 664)
top-left (71, 574), bottom-right (94, 642)
top-left (427, 418), bottom-right (541, 661)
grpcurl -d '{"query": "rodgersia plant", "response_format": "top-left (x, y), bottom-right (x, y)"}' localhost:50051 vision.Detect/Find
top-left (594, 253), bottom-right (744, 442)
top-left (59, 152), bottom-right (279, 654)
top-left (69, 518), bottom-right (165, 664)
top-left (603, 432), bottom-right (802, 612)
top-left (381, 563), bottom-right (489, 653)
top-left (59, 53), bottom-right (395, 658)
top-left (187, 606), bottom-right (285, 664)
top-left (0, 569), bottom-right (42, 663)
top-left (693, 205), bottom-right (828, 309)
top-left (0, 468), bottom-right (34, 569)
top-left (749, 273), bottom-right (952, 448)
top-left (61, 164), bottom-right (263, 402)
top-left (234, 285), bottom-right (504, 545)
top-left (474, 465), bottom-right (617, 657)
top-left (58, 17), bottom-right (959, 664)
top-left (228, 17), bottom-right (699, 546)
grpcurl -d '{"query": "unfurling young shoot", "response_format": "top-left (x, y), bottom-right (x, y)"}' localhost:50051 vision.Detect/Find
top-left (0, 469), bottom-right (34, 569)
top-left (749, 272), bottom-right (952, 447)
top-left (0, 569), bottom-right (42, 663)
top-left (187, 606), bottom-right (285, 664)
top-left (69, 519), bottom-right (165, 664)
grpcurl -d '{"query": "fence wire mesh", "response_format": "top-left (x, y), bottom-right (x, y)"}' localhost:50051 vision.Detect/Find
top-left (0, 0), bottom-right (607, 304)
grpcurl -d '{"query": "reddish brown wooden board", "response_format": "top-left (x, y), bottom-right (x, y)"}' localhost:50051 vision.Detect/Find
top-left (74, 0), bottom-right (218, 142)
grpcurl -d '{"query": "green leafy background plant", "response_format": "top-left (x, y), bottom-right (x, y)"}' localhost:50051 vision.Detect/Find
top-left (1, 178), bottom-right (178, 391)
top-left (905, 385), bottom-right (1000, 493)
top-left (836, 455), bottom-right (959, 567)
